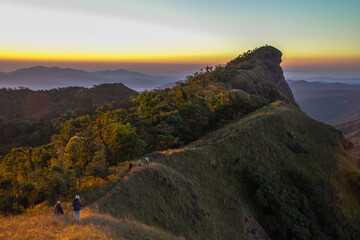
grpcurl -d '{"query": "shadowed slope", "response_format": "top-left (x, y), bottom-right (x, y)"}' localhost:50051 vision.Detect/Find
top-left (91, 103), bottom-right (360, 240)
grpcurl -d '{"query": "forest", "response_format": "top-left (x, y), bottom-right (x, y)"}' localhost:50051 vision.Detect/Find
top-left (0, 57), bottom-right (268, 214)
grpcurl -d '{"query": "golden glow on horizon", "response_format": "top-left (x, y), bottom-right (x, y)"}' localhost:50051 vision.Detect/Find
top-left (2, 49), bottom-right (360, 68)
top-left (1, 1), bottom-right (359, 69)
top-left (0, 49), bottom-right (235, 64)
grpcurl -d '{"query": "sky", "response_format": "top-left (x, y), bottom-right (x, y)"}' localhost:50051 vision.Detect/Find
top-left (0, 0), bottom-right (360, 78)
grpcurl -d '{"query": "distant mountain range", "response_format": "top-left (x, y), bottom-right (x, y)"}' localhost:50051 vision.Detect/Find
top-left (288, 79), bottom-right (360, 158)
top-left (0, 66), bottom-right (178, 91)
top-left (289, 77), bottom-right (360, 84)
top-left (288, 80), bottom-right (360, 123)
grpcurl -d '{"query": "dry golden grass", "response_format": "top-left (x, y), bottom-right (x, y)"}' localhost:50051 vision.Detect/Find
top-left (160, 147), bottom-right (196, 155)
top-left (0, 203), bottom-right (184, 240)
top-left (0, 206), bottom-right (112, 240)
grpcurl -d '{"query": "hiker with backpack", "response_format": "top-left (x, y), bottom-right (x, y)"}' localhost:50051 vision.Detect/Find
top-left (54, 201), bottom-right (64, 216)
top-left (72, 195), bottom-right (82, 222)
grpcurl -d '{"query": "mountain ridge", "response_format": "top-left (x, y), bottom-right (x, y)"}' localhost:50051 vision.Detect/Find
top-left (90, 103), bottom-right (359, 239)
top-left (0, 66), bottom-right (177, 91)
top-left (1, 46), bottom-right (359, 239)
top-left (288, 77), bottom-right (360, 84)
top-left (224, 46), bottom-right (298, 106)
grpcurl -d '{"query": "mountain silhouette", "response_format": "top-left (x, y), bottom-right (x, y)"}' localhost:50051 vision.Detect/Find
top-left (0, 66), bottom-right (177, 91)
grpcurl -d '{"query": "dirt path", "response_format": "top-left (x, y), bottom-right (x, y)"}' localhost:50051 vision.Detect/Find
top-left (88, 162), bottom-right (158, 209)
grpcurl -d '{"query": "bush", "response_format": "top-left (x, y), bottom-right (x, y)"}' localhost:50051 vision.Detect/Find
top-left (241, 168), bottom-right (351, 240)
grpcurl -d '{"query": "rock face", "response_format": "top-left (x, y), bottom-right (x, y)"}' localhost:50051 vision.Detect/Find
top-left (225, 46), bottom-right (299, 107)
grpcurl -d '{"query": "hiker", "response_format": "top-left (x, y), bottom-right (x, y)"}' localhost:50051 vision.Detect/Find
top-left (145, 156), bottom-right (150, 165)
top-left (54, 200), bottom-right (64, 216)
top-left (72, 195), bottom-right (82, 222)
top-left (129, 162), bottom-right (133, 169)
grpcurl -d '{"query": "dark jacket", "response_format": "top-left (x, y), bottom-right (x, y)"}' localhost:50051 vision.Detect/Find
top-left (72, 199), bottom-right (82, 211)
top-left (54, 204), bottom-right (64, 215)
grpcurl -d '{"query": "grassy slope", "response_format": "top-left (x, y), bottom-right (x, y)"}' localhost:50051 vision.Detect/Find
top-left (90, 103), bottom-right (359, 239)
top-left (0, 203), bottom-right (184, 240)
top-left (1, 103), bottom-right (358, 239)
top-left (225, 46), bottom-right (298, 107)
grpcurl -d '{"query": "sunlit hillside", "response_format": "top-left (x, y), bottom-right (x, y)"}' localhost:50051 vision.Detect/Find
top-left (1, 47), bottom-right (359, 240)
top-left (0, 203), bottom-right (184, 240)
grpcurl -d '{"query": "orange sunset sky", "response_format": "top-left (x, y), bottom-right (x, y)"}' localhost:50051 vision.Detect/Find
top-left (1, 0), bottom-right (360, 78)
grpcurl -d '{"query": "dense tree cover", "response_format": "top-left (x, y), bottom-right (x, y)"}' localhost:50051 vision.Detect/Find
top-left (0, 68), bottom-right (268, 214)
top-left (0, 83), bottom-right (138, 120)
top-left (0, 83), bottom-right (137, 158)
top-left (0, 119), bottom-right (59, 157)
top-left (242, 167), bottom-right (360, 240)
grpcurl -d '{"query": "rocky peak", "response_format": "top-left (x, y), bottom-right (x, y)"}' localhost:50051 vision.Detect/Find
top-left (226, 46), bottom-right (299, 107)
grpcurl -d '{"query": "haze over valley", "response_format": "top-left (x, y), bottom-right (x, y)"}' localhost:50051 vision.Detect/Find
top-left (0, 66), bottom-right (177, 92)
top-left (289, 80), bottom-right (360, 158)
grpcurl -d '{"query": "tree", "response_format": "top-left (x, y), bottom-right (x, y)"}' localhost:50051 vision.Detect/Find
top-left (111, 123), bottom-right (147, 163)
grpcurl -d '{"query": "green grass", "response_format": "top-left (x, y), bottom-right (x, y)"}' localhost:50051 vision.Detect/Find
top-left (3, 103), bottom-right (359, 239)
top-left (92, 162), bottom-right (245, 240)
top-left (89, 103), bottom-right (359, 239)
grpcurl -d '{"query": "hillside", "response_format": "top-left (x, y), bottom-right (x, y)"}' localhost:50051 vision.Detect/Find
top-left (0, 83), bottom-right (138, 120)
top-left (0, 83), bottom-right (138, 157)
top-left (0, 66), bottom-right (176, 91)
top-left (1, 46), bottom-right (359, 240)
top-left (92, 104), bottom-right (360, 240)
top-left (333, 117), bottom-right (360, 159)
top-left (288, 80), bottom-right (360, 158)
top-left (2, 104), bottom-right (359, 240)
top-left (0, 203), bottom-right (184, 240)
top-left (224, 46), bottom-right (298, 106)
